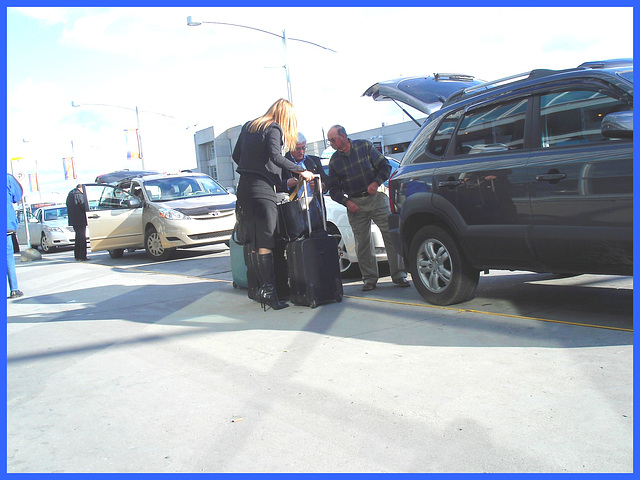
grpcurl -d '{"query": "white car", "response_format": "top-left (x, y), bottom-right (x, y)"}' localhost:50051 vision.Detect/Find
top-left (323, 196), bottom-right (387, 276)
top-left (16, 204), bottom-right (83, 252)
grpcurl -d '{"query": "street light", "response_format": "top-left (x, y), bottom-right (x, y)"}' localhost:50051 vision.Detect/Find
top-left (187, 16), bottom-right (336, 103)
top-left (71, 101), bottom-right (175, 170)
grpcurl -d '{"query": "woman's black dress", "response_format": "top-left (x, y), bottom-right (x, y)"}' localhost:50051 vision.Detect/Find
top-left (232, 121), bottom-right (304, 250)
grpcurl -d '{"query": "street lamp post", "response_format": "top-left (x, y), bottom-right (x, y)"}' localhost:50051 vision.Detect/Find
top-left (71, 101), bottom-right (175, 170)
top-left (187, 16), bottom-right (336, 103)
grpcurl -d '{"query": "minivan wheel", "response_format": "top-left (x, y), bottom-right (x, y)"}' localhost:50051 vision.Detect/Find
top-left (409, 225), bottom-right (479, 306)
top-left (145, 227), bottom-right (175, 261)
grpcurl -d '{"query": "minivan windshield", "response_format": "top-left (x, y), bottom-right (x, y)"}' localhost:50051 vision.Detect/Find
top-left (144, 176), bottom-right (228, 202)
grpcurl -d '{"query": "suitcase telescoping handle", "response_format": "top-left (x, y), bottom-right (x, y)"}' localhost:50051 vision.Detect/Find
top-left (297, 174), bottom-right (326, 236)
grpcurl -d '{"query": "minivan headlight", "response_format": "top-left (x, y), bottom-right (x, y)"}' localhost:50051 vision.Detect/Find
top-left (158, 208), bottom-right (190, 220)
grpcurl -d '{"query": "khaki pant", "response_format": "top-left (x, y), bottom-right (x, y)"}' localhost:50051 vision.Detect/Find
top-left (347, 192), bottom-right (406, 284)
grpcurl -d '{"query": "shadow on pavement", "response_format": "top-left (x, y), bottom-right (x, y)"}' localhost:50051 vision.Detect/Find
top-left (7, 269), bottom-right (632, 367)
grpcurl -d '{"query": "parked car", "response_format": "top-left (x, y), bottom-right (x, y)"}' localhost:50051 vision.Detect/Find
top-left (16, 204), bottom-right (84, 252)
top-left (364, 60), bottom-right (633, 305)
top-left (83, 171), bottom-right (237, 260)
top-left (319, 156), bottom-right (400, 276)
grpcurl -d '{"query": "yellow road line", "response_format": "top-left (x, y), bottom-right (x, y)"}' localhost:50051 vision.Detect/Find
top-left (111, 263), bottom-right (633, 333)
top-left (344, 295), bottom-right (633, 333)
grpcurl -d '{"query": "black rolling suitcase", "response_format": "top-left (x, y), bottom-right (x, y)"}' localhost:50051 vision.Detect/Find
top-left (285, 176), bottom-right (343, 308)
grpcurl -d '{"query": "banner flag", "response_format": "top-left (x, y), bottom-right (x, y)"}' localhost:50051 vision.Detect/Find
top-left (63, 157), bottom-right (76, 180)
top-left (125, 129), bottom-right (141, 160)
top-left (28, 173), bottom-right (39, 192)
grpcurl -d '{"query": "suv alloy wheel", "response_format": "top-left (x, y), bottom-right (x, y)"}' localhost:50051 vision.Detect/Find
top-left (409, 225), bottom-right (479, 305)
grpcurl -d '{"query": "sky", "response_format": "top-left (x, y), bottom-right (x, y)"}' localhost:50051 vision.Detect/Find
top-left (5, 5), bottom-right (635, 203)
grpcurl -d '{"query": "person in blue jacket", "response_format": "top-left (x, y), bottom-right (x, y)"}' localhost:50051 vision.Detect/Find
top-left (7, 173), bottom-right (23, 299)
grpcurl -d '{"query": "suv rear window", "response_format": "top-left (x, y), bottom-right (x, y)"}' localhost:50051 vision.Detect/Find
top-left (428, 110), bottom-right (462, 157)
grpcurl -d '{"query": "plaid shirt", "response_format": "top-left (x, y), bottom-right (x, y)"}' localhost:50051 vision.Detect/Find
top-left (328, 139), bottom-right (391, 206)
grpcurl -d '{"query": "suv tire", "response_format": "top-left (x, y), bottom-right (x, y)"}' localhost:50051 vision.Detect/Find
top-left (145, 226), bottom-right (175, 261)
top-left (409, 225), bottom-right (479, 306)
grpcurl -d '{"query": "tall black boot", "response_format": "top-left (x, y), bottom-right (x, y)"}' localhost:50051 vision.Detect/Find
top-left (256, 252), bottom-right (289, 311)
top-left (246, 250), bottom-right (261, 301)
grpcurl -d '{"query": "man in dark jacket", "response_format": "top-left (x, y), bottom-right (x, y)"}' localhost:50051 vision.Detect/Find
top-left (66, 184), bottom-right (89, 261)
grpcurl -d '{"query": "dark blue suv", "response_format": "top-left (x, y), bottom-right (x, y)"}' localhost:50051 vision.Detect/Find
top-left (364, 59), bottom-right (633, 305)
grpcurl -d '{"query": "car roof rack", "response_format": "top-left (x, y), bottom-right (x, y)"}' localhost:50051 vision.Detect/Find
top-left (578, 58), bottom-right (633, 69)
top-left (442, 58), bottom-right (633, 107)
top-left (458, 71), bottom-right (530, 95)
top-left (442, 71), bottom-right (531, 105)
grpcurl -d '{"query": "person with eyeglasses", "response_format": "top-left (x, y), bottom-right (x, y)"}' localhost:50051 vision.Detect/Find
top-left (327, 124), bottom-right (410, 292)
top-left (283, 132), bottom-right (330, 196)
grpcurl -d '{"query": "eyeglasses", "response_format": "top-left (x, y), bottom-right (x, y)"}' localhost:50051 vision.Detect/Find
top-left (294, 146), bottom-right (307, 152)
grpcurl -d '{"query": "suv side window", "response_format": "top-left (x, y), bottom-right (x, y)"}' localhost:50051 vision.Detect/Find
top-left (453, 98), bottom-right (527, 155)
top-left (539, 90), bottom-right (631, 148)
top-left (428, 110), bottom-right (462, 157)
top-left (402, 116), bottom-right (440, 164)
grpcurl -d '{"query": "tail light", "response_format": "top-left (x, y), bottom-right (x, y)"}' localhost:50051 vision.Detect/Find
top-left (388, 171), bottom-right (397, 213)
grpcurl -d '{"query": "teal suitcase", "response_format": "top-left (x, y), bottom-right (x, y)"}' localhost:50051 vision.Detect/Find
top-left (230, 232), bottom-right (249, 289)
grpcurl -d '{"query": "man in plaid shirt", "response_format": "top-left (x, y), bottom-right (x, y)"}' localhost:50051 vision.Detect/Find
top-left (327, 125), bottom-right (410, 291)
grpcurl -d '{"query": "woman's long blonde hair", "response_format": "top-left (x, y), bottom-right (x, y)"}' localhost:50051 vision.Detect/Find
top-left (248, 98), bottom-right (298, 152)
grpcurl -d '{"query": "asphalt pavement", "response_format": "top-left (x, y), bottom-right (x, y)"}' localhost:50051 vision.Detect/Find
top-left (5, 245), bottom-right (633, 473)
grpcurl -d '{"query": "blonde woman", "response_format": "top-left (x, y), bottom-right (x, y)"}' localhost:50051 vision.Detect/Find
top-left (232, 99), bottom-right (314, 310)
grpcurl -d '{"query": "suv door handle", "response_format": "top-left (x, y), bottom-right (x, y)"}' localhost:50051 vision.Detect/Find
top-left (87, 214), bottom-right (99, 219)
top-left (535, 173), bottom-right (567, 182)
top-left (438, 180), bottom-right (463, 188)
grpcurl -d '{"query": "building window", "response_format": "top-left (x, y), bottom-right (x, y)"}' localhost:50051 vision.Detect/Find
top-left (208, 165), bottom-right (217, 180)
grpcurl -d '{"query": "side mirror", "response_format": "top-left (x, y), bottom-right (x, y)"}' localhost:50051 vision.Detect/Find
top-left (602, 111), bottom-right (633, 139)
top-left (127, 197), bottom-right (142, 208)
top-left (226, 186), bottom-right (236, 195)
